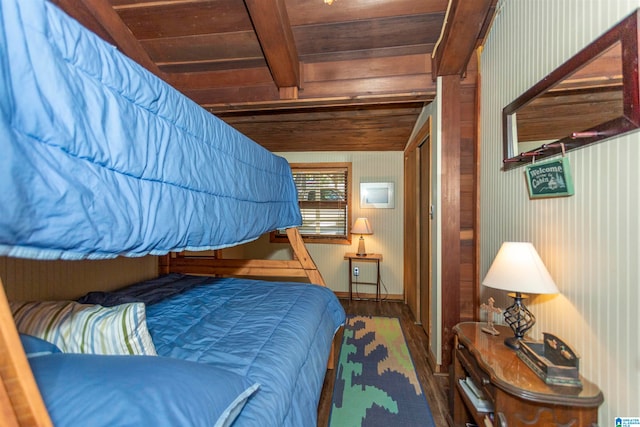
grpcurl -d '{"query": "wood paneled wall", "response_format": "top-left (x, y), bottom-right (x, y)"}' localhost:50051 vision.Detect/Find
top-left (0, 256), bottom-right (157, 301)
top-left (459, 84), bottom-right (479, 322)
top-left (435, 70), bottom-right (479, 368)
top-left (439, 75), bottom-right (462, 369)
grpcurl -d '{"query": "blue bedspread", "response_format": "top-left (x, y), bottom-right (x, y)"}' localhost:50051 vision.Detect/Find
top-left (0, 0), bottom-right (301, 260)
top-left (82, 274), bottom-right (346, 427)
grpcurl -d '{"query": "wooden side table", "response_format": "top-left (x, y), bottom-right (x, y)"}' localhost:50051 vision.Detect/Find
top-left (450, 322), bottom-right (603, 427)
top-left (344, 253), bottom-right (382, 301)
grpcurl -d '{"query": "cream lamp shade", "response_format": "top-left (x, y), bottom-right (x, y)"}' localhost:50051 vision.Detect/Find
top-left (482, 242), bottom-right (559, 349)
top-left (351, 218), bottom-right (373, 235)
top-left (351, 218), bottom-right (373, 256)
top-left (482, 242), bottom-right (559, 295)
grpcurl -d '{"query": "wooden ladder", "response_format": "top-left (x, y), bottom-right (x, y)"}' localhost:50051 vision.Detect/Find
top-left (160, 228), bottom-right (326, 286)
top-left (0, 277), bottom-right (52, 426)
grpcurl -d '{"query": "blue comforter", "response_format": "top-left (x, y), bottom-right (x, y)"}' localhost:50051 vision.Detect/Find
top-left (0, 0), bottom-right (301, 260)
top-left (82, 274), bottom-right (346, 427)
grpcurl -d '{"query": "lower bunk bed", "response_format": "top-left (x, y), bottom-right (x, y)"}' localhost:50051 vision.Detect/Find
top-left (10, 272), bottom-right (345, 427)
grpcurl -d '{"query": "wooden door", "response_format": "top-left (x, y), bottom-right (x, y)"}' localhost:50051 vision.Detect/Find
top-left (403, 117), bottom-right (432, 335)
top-left (403, 149), bottom-right (419, 319)
top-left (418, 137), bottom-right (432, 334)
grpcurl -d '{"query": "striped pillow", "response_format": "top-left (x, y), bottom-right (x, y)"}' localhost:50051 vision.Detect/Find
top-left (11, 301), bottom-right (157, 356)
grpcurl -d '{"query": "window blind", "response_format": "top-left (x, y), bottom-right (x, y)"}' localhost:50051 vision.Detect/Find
top-left (280, 166), bottom-right (349, 240)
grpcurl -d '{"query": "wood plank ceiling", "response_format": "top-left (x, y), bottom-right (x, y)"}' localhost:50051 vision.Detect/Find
top-left (51, 0), bottom-right (496, 151)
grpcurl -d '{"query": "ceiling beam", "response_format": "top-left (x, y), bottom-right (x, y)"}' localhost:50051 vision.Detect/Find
top-left (53, 0), bottom-right (163, 77)
top-left (218, 103), bottom-right (426, 123)
top-left (431, 0), bottom-right (497, 77)
top-left (50, 0), bottom-right (112, 44)
top-left (205, 93), bottom-right (433, 114)
top-left (244, 0), bottom-right (300, 94)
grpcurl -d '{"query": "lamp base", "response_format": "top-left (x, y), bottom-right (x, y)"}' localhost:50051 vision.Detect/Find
top-left (504, 336), bottom-right (523, 350)
top-left (503, 292), bottom-right (535, 350)
top-left (356, 236), bottom-right (367, 256)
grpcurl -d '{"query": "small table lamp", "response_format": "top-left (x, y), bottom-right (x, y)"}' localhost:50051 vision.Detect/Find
top-left (482, 242), bottom-right (559, 350)
top-left (351, 218), bottom-right (373, 256)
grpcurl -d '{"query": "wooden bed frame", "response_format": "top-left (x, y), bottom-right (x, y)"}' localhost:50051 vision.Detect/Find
top-left (0, 227), bottom-right (340, 426)
top-left (159, 228), bottom-right (326, 286)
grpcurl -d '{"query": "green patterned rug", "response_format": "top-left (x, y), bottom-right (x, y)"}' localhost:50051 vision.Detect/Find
top-left (329, 316), bottom-right (435, 427)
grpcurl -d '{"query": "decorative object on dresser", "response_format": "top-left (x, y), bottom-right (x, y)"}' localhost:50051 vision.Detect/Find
top-left (518, 332), bottom-right (582, 388)
top-left (482, 242), bottom-right (559, 349)
top-left (450, 322), bottom-right (603, 427)
top-left (480, 297), bottom-right (502, 336)
top-left (351, 217), bottom-right (373, 256)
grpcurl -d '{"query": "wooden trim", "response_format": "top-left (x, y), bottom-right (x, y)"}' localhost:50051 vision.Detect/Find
top-left (0, 278), bottom-right (53, 426)
top-left (404, 113), bottom-right (431, 153)
top-left (440, 75), bottom-right (461, 369)
top-left (473, 47), bottom-right (483, 322)
top-left (169, 258), bottom-right (309, 277)
top-left (287, 162), bottom-right (351, 171)
top-left (425, 348), bottom-right (443, 374)
top-left (333, 291), bottom-right (404, 301)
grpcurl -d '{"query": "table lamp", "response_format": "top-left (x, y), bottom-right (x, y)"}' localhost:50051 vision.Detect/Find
top-left (351, 218), bottom-right (373, 256)
top-left (482, 242), bottom-right (559, 350)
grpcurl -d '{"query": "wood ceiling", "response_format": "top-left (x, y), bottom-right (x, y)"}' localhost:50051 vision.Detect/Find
top-left (52, 0), bottom-right (497, 151)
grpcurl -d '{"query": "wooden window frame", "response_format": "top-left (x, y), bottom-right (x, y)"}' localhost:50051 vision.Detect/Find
top-left (271, 162), bottom-right (352, 245)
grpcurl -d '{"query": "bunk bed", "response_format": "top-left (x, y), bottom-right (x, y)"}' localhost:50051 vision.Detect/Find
top-left (0, 0), bottom-right (345, 426)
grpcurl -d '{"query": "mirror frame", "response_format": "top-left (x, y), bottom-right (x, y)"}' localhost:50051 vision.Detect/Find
top-left (502, 9), bottom-right (640, 170)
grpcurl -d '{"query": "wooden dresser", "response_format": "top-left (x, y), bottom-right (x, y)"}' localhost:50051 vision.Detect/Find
top-left (450, 322), bottom-right (603, 427)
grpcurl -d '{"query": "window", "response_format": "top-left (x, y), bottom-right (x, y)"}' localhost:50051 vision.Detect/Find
top-left (272, 162), bottom-right (352, 244)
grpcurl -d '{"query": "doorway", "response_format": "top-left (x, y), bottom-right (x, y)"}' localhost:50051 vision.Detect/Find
top-left (403, 118), bottom-right (432, 343)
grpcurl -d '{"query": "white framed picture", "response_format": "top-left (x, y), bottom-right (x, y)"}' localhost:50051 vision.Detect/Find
top-left (360, 182), bottom-right (395, 208)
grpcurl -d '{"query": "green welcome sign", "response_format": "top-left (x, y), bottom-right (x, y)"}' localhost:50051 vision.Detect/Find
top-left (525, 157), bottom-right (574, 198)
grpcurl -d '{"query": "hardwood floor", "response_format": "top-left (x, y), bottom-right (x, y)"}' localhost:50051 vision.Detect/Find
top-left (317, 298), bottom-right (450, 427)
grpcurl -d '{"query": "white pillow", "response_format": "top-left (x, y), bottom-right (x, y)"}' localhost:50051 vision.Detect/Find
top-left (11, 300), bottom-right (156, 356)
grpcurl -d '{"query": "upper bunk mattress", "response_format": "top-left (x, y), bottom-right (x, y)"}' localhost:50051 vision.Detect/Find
top-left (0, 0), bottom-right (301, 260)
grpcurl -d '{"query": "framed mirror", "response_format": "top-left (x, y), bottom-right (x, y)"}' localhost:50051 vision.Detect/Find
top-left (502, 9), bottom-right (640, 169)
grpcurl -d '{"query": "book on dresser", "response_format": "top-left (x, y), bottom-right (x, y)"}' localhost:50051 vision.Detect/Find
top-left (458, 377), bottom-right (494, 412)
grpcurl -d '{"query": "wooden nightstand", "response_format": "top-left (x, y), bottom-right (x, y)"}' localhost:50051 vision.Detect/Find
top-left (344, 253), bottom-right (382, 301)
top-left (450, 322), bottom-right (603, 427)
